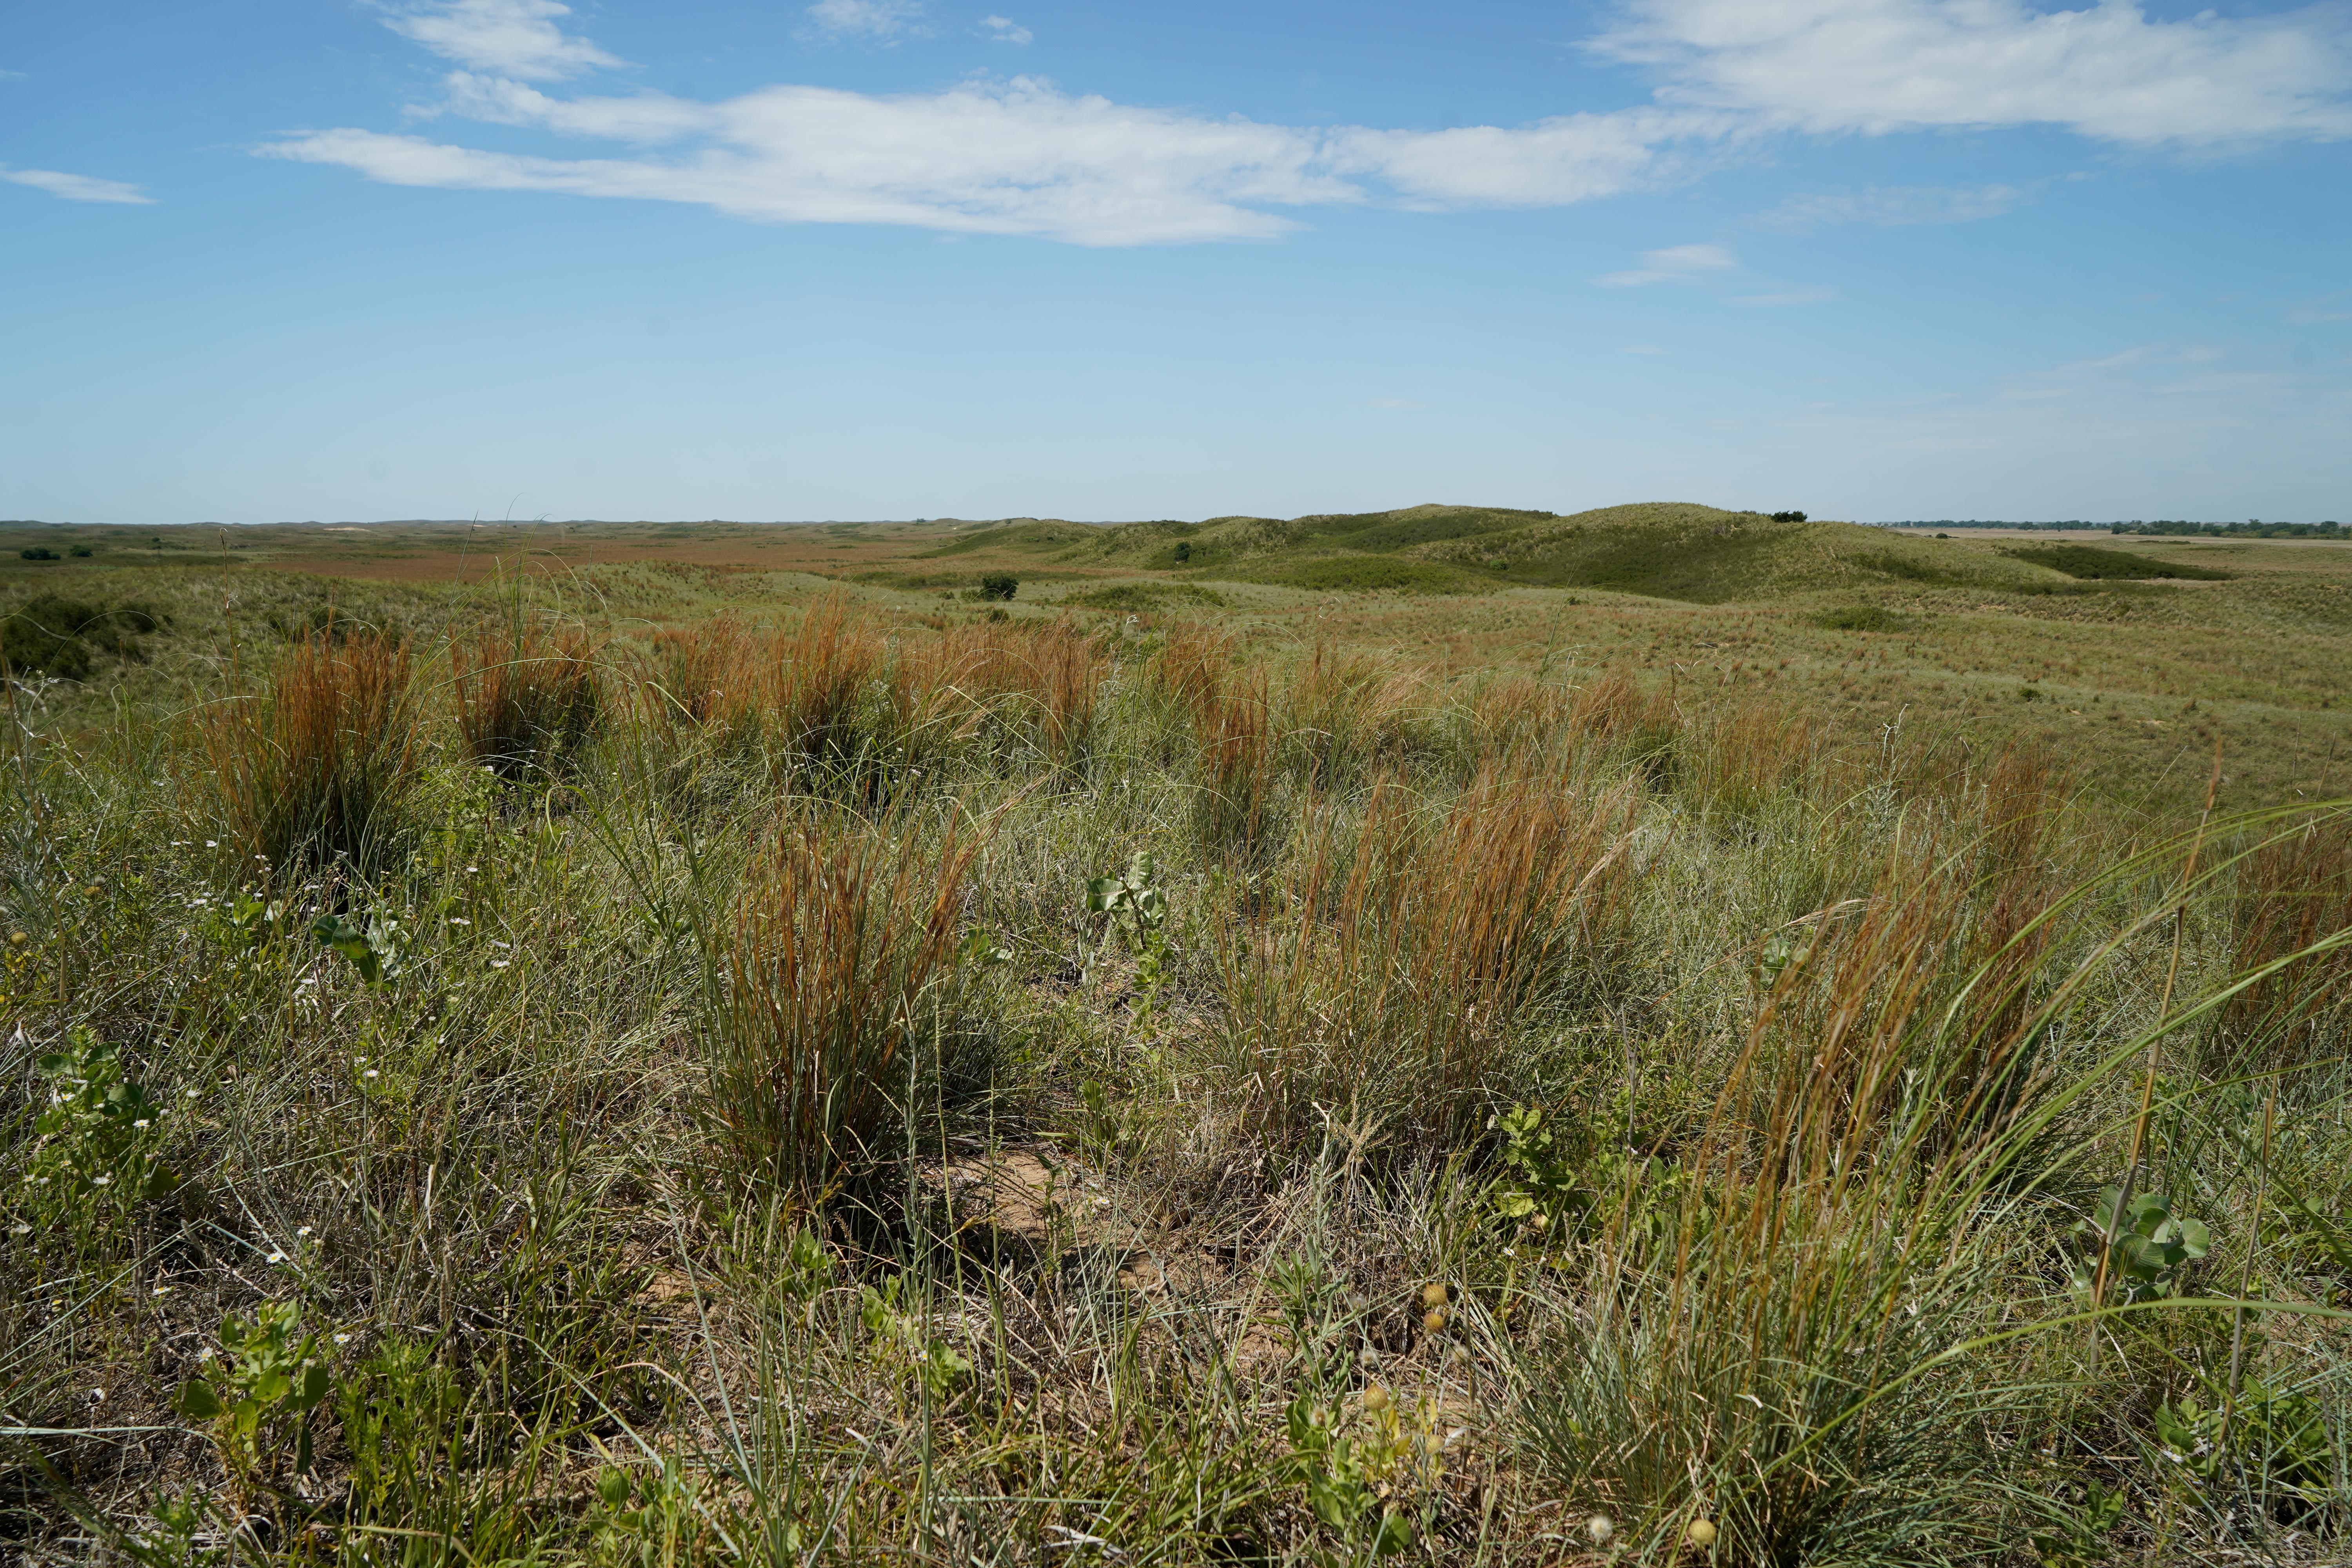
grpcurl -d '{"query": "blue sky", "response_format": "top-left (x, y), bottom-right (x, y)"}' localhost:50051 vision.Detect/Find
top-left (3, 0), bottom-right (2348, 524)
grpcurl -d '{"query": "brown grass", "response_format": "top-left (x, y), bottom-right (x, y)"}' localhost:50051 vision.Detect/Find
top-left (708, 813), bottom-right (978, 1202)
top-left (1216, 764), bottom-right (1644, 1151)
top-left (197, 633), bottom-right (418, 869)
top-left (452, 623), bottom-right (600, 779)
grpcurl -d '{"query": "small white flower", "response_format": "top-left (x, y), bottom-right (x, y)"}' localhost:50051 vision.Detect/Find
top-left (184, 1088), bottom-right (200, 1098)
top-left (296, 1225), bottom-right (312, 1237)
top-left (8, 1223), bottom-right (29, 1236)
top-left (1503, 1247), bottom-right (1517, 1258)
top-left (266, 1250), bottom-right (287, 1263)
top-left (354, 1055), bottom-right (368, 1064)
top-left (365, 1069), bottom-right (379, 1079)
top-left (466, 865), bottom-right (480, 873)
top-left (88, 1387), bottom-right (105, 1403)
top-left (448, 917), bottom-right (471, 926)
top-left (91, 1175), bottom-right (113, 1187)
top-left (205, 840), bottom-right (218, 848)
top-left (491, 960), bottom-right (511, 970)
top-left (134, 1119), bottom-right (150, 1129)
top-left (491, 939), bottom-right (511, 949)
top-left (333, 1332), bottom-right (352, 1345)
top-left (151, 1284), bottom-right (172, 1297)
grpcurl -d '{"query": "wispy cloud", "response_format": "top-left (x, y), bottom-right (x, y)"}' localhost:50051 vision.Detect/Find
top-left (281, 0), bottom-right (2352, 246)
top-left (1596, 242), bottom-right (1832, 305)
top-left (382, 0), bottom-right (622, 80)
top-left (1590, 0), bottom-right (2352, 147)
top-left (1753, 182), bottom-right (2023, 233)
top-left (805, 0), bottom-right (927, 43)
top-left (1597, 242), bottom-right (1738, 287)
top-left (1, 165), bottom-right (155, 204)
top-left (271, 74), bottom-right (1728, 245)
top-left (0, 68), bottom-right (28, 82)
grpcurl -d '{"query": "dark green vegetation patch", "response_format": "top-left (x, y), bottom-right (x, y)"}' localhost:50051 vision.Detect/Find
top-left (2005, 544), bottom-right (2234, 582)
top-left (1813, 604), bottom-right (1909, 633)
top-left (0, 594), bottom-right (166, 678)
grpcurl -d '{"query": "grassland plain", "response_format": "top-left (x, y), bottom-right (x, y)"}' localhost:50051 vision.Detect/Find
top-left (3, 507), bottom-right (2352, 1566)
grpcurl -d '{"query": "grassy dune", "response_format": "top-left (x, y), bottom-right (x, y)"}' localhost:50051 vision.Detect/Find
top-left (5, 515), bottom-right (2352, 1565)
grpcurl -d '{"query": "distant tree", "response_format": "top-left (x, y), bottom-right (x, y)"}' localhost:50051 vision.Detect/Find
top-left (1173, 542), bottom-right (1192, 563)
top-left (68, 544), bottom-right (94, 557)
top-left (978, 572), bottom-right (1018, 602)
top-left (19, 547), bottom-right (58, 561)
top-left (1770, 510), bottom-right (1808, 523)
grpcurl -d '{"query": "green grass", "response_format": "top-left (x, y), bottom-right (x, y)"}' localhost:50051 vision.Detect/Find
top-left (2006, 543), bottom-right (2236, 581)
top-left (7, 530), bottom-right (2352, 1566)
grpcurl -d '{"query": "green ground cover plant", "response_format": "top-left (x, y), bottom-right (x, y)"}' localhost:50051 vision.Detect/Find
top-left (4, 530), bottom-right (2352, 1566)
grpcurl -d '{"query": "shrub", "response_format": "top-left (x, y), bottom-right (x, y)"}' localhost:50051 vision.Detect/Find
top-left (18, 547), bottom-right (58, 561)
top-left (198, 633), bottom-right (418, 869)
top-left (1769, 509), bottom-right (1808, 523)
top-left (979, 572), bottom-right (1019, 602)
top-left (67, 545), bottom-right (93, 558)
top-left (707, 815), bottom-right (978, 1202)
top-left (453, 622), bottom-right (601, 780)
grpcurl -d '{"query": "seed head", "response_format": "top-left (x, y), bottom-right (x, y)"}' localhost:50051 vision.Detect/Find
top-left (1423, 1308), bottom-right (1448, 1332)
top-left (1362, 1385), bottom-right (1391, 1413)
top-left (1585, 1514), bottom-right (1614, 1544)
top-left (1686, 1517), bottom-right (1717, 1549)
top-left (1421, 1281), bottom-right (1450, 1308)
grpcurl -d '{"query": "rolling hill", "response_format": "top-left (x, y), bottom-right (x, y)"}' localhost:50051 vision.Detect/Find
top-left (920, 502), bottom-right (2129, 603)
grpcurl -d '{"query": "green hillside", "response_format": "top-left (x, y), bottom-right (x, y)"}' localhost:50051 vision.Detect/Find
top-left (1025, 501), bottom-right (2095, 603)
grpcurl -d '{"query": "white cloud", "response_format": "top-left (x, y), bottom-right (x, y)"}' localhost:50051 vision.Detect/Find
top-left (1754, 182), bottom-right (2023, 232)
top-left (266, 76), bottom-right (1731, 245)
top-left (1326, 107), bottom-right (1727, 207)
top-left (383, 0), bottom-right (622, 81)
top-left (276, 0), bottom-right (2352, 246)
top-left (1591, 0), bottom-right (2352, 147)
top-left (265, 79), bottom-right (1362, 245)
top-left (0, 68), bottom-right (29, 82)
top-left (1597, 242), bottom-right (1739, 286)
top-left (1, 165), bottom-right (155, 204)
top-left (806, 0), bottom-right (927, 42)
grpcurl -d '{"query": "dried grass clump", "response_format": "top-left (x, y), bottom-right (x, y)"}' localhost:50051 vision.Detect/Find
top-left (2224, 808), bottom-right (2352, 1069)
top-left (1218, 766), bottom-right (1644, 1151)
top-left (1565, 670), bottom-right (1678, 756)
top-left (1142, 626), bottom-right (1278, 857)
top-left (1679, 702), bottom-right (1822, 818)
top-left (641, 618), bottom-right (748, 733)
top-left (749, 597), bottom-right (882, 760)
top-left (198, 633), bottom-right (418, 869)
top-left (1282, 643), bottom-right (1427, 786)
top-left (886, 617), bottom-right (1107, 773)
top-left (708, 816), bottom-right (977, 1203)
top-left (452, 623), bottom-right (600, 779)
